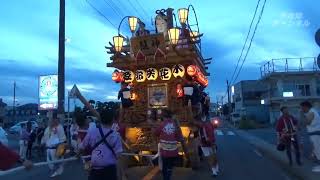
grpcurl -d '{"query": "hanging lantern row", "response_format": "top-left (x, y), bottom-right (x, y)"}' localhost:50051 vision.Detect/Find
top-left (186, 65), bottom-right (209, 87)
top-left (111, 64), bottom-right (186, 83)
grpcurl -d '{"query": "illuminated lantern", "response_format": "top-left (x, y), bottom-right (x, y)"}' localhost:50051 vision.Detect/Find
top-left (189, 31), bottom-right (199, 42)
top-left (123, 70), bottom-right (135, 83)
top-left (146, 68), bottom-right (158, 80)
top-left (178, 8), bottom-right (189, 25)
top-left (172, 64), bottom-right (185, 78)
top-left (196, 71), bottom-right (209, 87)
top-left (128, 16), bottom-right (138, 33)
top-left (135, 70), bottom-right (146, 82)
top-left (168, 28), bottom-right (180, 45)
top-left (113, 35), bottom-right (124, 52)
top-left (130, 92), bottom-right (137, 100)
top-left (159, 67), bottom-right (172, 80)
top-left (112, 70), bottom-right (123, 83)
top-left (176, 84), bottom-right (184, 97)
top-left (187, 65), bottom-right (197, 76)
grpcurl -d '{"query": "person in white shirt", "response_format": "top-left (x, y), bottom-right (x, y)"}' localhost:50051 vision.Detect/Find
top-left (0, 118), bottom-right (8, 147)
top-left (300, 101), bottom-right (320, 172)
top-left (69, 120), bottom-right (79, 152)
top-left (41, 113), bottom-right (66, 178)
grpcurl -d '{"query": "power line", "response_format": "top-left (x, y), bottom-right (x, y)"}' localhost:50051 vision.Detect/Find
top-left (102, 0), bottom-right (123, 19)
top-left (233, 0), bottom-right (267, 84)
top-left (127, 0), bottom-right (147, 22)
top-left (134, 0), bottom-right (150, 19)
top-left (85, 0), bottom-right (118, 29)
top-left (230, 0), bottom-right (262, 84)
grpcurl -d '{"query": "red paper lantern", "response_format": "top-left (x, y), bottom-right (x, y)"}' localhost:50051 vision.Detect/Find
top-left (187, 65), bottom-right (197, 76)
top-left (112, 70), bottom-right (123, 83)
top-left (176, 84), bottom-right (184, 97)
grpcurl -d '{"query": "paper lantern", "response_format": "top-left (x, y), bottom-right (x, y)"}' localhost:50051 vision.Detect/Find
top-left (130, 92), bottom-right (137, 100)
top-left (172, 64), bottom-right (185, 78)
top-left (112, 70), bottom-right (123, 83)
top-left (189, 31), bottom-right (199, 42)
top-left (146, 68), bottom-right (158, 80)
top-left (187, 65), bottom-right (197, 76)
top-left (196, 72), bottom-right (209, 87)
top-left (135, 70), bottom-right (146, 82)
top-left (159, 67), bottom-right (172, 80)
top-left (128, 16), bottom-right (138, 33)
top-left (113, 36), bottom-right (124, 52)
top-left (176, 84), bottom-right (184, 97)
top-left (123, 70), bottom-right (135, 83)
top-left (178, 8), bottom-right (189, 25)
top-left (168, 28), bottom-right (180, 45)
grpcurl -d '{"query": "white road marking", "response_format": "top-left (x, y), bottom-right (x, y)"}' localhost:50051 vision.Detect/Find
top-left (227, 131), bottom-right (235, 136)
top-left (253, 149), bottom-right (263, 157)
top-left (216, 130), bottom-right (224, 136)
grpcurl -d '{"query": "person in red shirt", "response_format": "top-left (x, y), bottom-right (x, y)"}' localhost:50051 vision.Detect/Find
top-left (199, 116), bottom-right (219, 176)
top-left (276, 106), bottom-right (302, 166)
top-left (154, 109), bottom-right (183, 180)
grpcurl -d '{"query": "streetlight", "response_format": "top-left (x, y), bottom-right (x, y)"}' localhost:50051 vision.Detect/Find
top-left (113, 16), bottom-right (139, 52)
top-left (168, 27), bottom-right (180, 45)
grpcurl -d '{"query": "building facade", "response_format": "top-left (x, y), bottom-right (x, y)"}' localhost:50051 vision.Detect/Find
top-left (6, 103), bottom-right (39, 124)
top-left (233, 80), bottom-right (269, 123)
top-left (260, 57), bottom-right (320, 124)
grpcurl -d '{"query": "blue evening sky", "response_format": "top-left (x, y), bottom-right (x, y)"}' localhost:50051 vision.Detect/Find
top-left (0, 0), bottom-right (319, 105)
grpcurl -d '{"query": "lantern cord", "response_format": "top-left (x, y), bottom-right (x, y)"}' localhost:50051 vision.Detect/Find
top-left (232, 0), bottom-right (267, 84)
top-left (229, 0), bottom-right (263, 84)
top-left (85, 0), bottom-right (118, 29)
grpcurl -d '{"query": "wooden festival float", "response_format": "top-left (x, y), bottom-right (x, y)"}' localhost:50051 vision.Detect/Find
top-left (106, 6), bottom-right (211, 168)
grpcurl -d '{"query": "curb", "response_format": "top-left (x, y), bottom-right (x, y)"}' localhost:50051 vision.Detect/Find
top-left (234, 129), bottom-right (319, 180)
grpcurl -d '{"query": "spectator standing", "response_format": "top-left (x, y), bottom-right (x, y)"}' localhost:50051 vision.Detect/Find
top-left (300, 101), bottom-right (320, 172)
top-left (19, 123), bottom-right (30, 160)
top-left (41, 113), bottom-right (67, 178)
top-left (276, 107), bottom-right (302, 166)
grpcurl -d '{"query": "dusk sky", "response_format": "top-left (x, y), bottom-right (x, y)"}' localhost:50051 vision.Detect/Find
top-left (0, 0), bottom-right (319, 106)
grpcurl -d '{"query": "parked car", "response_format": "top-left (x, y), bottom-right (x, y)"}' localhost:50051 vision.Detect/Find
top-left (0, 126), bottom-right (8, 146)
top-left (9, 121), bottom-right (38, 134)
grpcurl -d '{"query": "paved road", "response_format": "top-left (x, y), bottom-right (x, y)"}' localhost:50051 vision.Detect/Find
top-left (247, 127), bottom-right (313, 159)
top-left (2, 122), bottom-right (296, 180)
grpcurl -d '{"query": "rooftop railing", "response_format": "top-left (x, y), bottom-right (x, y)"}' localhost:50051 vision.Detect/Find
top-left (260, 57), bottom-right (319, 77)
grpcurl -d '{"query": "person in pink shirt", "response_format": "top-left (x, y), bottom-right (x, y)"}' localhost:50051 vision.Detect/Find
top-left (154, 109), bottom-right (183, 180)
top-left (80, 109), bottom-right (123, 180)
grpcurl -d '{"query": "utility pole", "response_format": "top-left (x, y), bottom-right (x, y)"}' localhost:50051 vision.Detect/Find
top-left (227, 80), bottom-right (231, 120)
top-left (58, 0), bottom-right (65, 116)
top-left (13, 81), bottom-right (16, 122)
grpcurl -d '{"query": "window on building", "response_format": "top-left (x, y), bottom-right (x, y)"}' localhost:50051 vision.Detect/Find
top-left (297, 84), bottom-right (311, 96)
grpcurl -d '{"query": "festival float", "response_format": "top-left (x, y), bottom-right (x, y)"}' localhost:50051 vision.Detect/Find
top-left (106, 6), bottom-right (211, 168)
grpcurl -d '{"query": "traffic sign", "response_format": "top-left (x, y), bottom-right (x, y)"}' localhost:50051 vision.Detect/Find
top-left (316, 28), bottom-right (320, 47)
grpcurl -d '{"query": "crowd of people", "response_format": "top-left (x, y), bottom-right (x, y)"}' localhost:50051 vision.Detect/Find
top-left (276, 101), bottom-right (320, 172)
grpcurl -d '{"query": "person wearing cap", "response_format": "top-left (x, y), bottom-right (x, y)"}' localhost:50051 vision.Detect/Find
top-left (276, 106), bottom-right (302, 166)
top-left (198, 115), bottom-right (219, 176)
top-left (300, 101), bottom-right (320, 172)
top-left (153, 109), bottom-right (183, 180)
